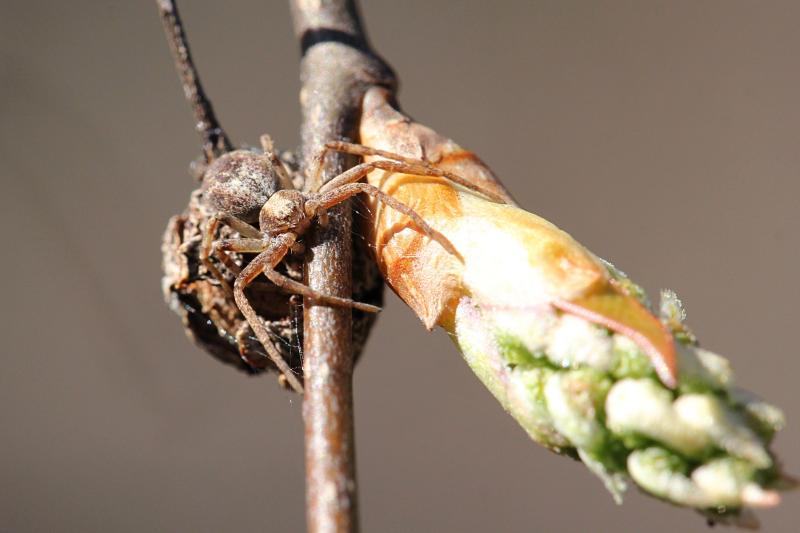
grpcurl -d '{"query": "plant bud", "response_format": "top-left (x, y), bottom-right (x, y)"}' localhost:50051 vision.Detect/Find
top-left (358, 86), bottom-right (790, 522)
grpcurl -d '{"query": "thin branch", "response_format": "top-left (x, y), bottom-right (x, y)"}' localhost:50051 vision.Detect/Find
top-left (156, 0), bottom-right (233, 161)
top-left (290, 1), bottom-right (395, 531)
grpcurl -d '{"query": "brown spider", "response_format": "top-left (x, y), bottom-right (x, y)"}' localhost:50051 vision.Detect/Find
top-left (200, 136), bottom-right (500, 393)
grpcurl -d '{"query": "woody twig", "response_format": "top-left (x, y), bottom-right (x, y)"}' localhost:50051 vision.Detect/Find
top-left (289, 1), bottom-right (395, 531)
top-left (156, 0), bottom-right (233, 161)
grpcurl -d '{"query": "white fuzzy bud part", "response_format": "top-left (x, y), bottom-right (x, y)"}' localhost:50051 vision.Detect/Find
top-left (674, 395), bottom-right (771, 468)
top-left (453, 298), bottom-right (569, 450)
top-left (695, 348), bottom-right (734, 389)
top-left (612, 333), bottom-right (640, 356)
top-left (578, 449), bottom-right (627, 504)
top-left (491, 306), bottom-right (558, 358)
top-left (546, 314), bottom-right (613, 371)
top-left (606, 379), bottom-right (710, 457)
top-left (659, 289), bottom-right (687, 324)
top-left (628, 448), bottom-right (709, 507)
top-left (740, 484), bottom-right (782, 508)
top-left (509, 367), bottom-right (568, 449)
top-left (544, 371), bottom-right (604, 451)
top-left (693, 458), bottom-right (780, 508)
top-left (692, 460), bottom-right (748, 506)
top-left (731, 388), bottom-right (786, 436)
top-left (610, 334), bottom-right (653, 379)
top-left (451, 299), bottom-right (784, 513)
top-left (629, 450), bottom-right (779, 509)
top-left (675, 344), bottom-right (734, 391)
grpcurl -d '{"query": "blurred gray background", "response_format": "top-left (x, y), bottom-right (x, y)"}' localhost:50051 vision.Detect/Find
top-left (1, 1), bottom-right (797, 531)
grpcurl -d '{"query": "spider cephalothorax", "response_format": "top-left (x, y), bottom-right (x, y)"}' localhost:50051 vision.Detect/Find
top-left (259, 189), bottom-right (309, 236)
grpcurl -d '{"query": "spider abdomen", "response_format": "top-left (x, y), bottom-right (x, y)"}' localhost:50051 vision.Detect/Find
top-left (201, 150), bottom-right (281, 222)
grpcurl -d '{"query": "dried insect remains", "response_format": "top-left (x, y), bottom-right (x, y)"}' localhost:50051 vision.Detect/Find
top-left (162, 138), bottom-right (397, 390)
top-left (156, 0), bottom-right (387, 390)
top-left (162, 146), bottom-right (308, 380)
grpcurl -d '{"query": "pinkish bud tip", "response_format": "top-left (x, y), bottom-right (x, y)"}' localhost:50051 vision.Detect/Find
top-left (553, 289), bottom-right (678, 388)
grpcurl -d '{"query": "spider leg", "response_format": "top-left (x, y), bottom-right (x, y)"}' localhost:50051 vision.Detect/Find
top-left (263, 269), bottom-right (380, 313)
top-left (234, 322), bottom-right (265, 371)
top-left (200, 216), bottom-right (233, 296)
top-left (307, 182), bottom-right (462, 261)
top-left (201, 213), bottom-right (263, 296)
top-left (217, 213), bottom-right (263, 238)
top-left (213, 237), bottom-right (268, 278)
top-left (233, 236), bottom-right (305, 393)
top-left (323, 140), bottom-right (434, 168)
top-left (311, 141), bottom-right (409, 189)
top-left (316, 141), bottom-right (507, 202)
top-left (226, 230), bottom-right (380, 312)
top-left (260, 134), bottom-right (294, 191)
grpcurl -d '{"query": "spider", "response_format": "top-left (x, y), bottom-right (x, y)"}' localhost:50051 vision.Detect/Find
top-left (199, 135), bottom-right (503, 393)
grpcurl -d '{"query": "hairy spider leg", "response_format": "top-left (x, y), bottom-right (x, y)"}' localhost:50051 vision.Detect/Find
top-left (219, 227), bottom-right (381, 391)
top-left (228, 230), bottom-right (380, 392)
top-left (192, 215), bottom-right (273, 371)
top-left (232, 233), bottom-right (305, 393)
top-left (200, 213), bottom-right (262, 297)
top-left (306, 179), bottom-right (462, 261)
top-left (200, 216), bottom-right (234, 296)
top-left (306, 159), bottom-right (467, 259)
top-left (232, 321), bottom-right (269, 373)
top-left (315, 141), bottom-right (508, 203)
top-left (260, 134), bottom-right (294, 191)
top-left (198, 216), bottom-right (295, 373)
top-left (212, 221), bottom-right (381, 314)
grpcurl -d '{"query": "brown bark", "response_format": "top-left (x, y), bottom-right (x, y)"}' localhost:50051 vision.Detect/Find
top-left (290, 1), bottom-right (395, 531)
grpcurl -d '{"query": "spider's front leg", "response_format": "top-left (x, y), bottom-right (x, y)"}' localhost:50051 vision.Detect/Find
top-left (226, 231), bottom-right (381, 393)
top-left (315, 141), bottom-right (508, 203)
top-left (207, 209), bottom-right (381, 311)
top-left (244, 237), bottom-right (381, 315)
top-left (259, 134), bottom-right (294, 191)
top-left (227, 233), bottom-right (305, 393)
top-left (199, 213), bottom-right (262, 296)
top-left (306, 163), bottom-right (462, 260)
